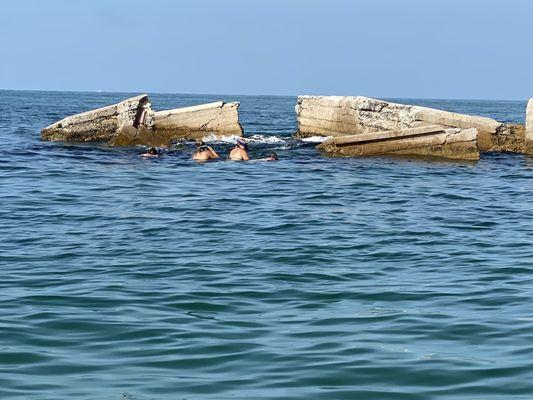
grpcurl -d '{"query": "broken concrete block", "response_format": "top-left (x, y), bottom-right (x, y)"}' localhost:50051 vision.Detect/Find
top-left (41, 94), bottom-right (154, 143)
top-left (296, 95), bottom-right (526, 153)
top-left (295, 95), bottom-right (415, 137)
top-left (153, 101), bottom-right (243, 141)
top-left (317, 125), bottom-right (479, 161)
top-left (41, 96), bottom-right (243, 146)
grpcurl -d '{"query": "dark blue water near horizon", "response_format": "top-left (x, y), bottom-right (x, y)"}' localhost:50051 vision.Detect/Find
top-left (1, 90), bottom-right (532, 400)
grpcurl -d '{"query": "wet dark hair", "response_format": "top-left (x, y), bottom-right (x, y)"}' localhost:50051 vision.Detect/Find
top-left (196, 141), bottom-right (208, 151)
top-left (269, 152), bottom-right (278, 160)
top-left (148, 147), bottom-right (158, 155)
top-left (236, 139), bottom-right (248, 151)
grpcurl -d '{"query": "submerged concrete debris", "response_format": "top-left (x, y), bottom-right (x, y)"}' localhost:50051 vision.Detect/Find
top-left (317, 125), bottom-right (479, 161)
top-left (41, 95), bottom-right (243, 146)
top-left (295, 96), bottom-right (526, 155)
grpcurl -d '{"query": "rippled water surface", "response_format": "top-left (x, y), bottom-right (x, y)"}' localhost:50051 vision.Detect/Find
top-left (1, 90), bottom-right (532, 399)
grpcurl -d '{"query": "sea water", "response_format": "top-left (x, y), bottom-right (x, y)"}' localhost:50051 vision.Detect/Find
top-left (0, 90), bottom-right (532, 399)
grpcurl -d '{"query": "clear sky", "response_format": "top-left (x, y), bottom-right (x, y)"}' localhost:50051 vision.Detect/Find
top-left (0, 0), bottom-right (531, 99)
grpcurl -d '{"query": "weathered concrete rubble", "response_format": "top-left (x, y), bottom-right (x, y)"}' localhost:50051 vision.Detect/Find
top-left (153, 101), bottom-right (243, 141)
top-left (41, 94), bottom-right (154, 143)
top-left (41, 95), bottom-right (243, 146)
top-left (317, 125), bottom-right (479, 161)
top-left (296, 96), bottom-right (526, 153)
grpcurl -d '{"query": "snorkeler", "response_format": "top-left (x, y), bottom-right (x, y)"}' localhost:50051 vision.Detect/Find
top-left (141, 147), bottom-right (159, 157)
top-left (262, 152), bottom-right (278, 161)
top-left (229, 139), bottom-right (250, 161)
top-left (193, 141), bottom-right (219, 162)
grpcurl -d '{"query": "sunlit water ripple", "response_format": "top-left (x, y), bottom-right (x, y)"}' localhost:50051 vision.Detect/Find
top-left (0, 90), bottom-right (532, 399)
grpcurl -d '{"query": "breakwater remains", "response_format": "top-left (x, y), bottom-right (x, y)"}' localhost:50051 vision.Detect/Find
top-left (296, 96), bottom-right (530, 160)
top-left (41, 94), bottom-right (243, 147)
top-left (42, 93), bottom-right (533, 161)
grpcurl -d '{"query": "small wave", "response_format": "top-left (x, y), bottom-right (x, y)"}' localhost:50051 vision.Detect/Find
top-left (201, 133), bottom-right (288, 145)
top-left (171, 133), bottom-right (321, 150)
top-left (246, 134), bottom-right (287, 144)
top-left (301, 135), bottom-right (330, 143)
top-left (200, 133), bottom-right (243, 144)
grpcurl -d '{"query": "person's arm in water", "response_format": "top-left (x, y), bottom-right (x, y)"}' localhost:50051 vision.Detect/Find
top-left (241, 149), bottom-right (250, 161)
top-left (207, 146), bottom-right (219, 159)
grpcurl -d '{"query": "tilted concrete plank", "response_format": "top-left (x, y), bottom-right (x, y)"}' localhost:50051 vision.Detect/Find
top-left (317, 127), bottom-right (479, 161)
top-left (321, 125), bottom-right (445, 146)
top-left (413, 106), bottom-right (501, 133)
top-left (320, 132), bottom-right (446, 155)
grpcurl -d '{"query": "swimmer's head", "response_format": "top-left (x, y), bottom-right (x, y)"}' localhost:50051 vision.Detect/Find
top-left (196, 140), bottom-right (208, 151)
top-left (236, 139), bottom-right (248, 150)
top-left (268, 152), bottom-right (278, 160)
top-left (148, 147), bottom-right (158, 155)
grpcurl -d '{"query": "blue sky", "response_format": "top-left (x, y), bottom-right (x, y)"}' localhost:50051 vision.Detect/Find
top-left (0, 0), bottom-right (531, 99)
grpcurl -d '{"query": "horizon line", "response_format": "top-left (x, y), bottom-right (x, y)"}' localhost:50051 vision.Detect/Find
top-left (0, 87), bottom-right (528, 103)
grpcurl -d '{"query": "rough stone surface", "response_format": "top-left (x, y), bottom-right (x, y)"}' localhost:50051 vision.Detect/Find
top-left (295, 96), bottom-right (416, 137)
top-left (526, 98), bottom-right (533, 152)
top-left (479, 123), bottom-right (526, 153)
top-left (296, 95), bottom-right (526, 153)
top-left (41, 95), bottom-right (154, 143)
top-left (153, 101), bottom-right (243, 141)
top-left (41, 96), bottom-right (243, 146)
top-left (317, 125), bottom-right (479, 161)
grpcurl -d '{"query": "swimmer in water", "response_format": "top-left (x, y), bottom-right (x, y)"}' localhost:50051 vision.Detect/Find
top-left (193, 141), bottom-right (219, 162)
top-left (141, 147), bottom-right (159, 157)
top-left (262, 152), bottom-right (278, 161)
top-left (229, 139), bottom-right (250, 161)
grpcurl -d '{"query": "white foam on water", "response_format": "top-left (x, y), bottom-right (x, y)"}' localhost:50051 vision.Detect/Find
top-left (201, 134), bottom-right (243, 144)
top-left (301, 135), bottom-right (330, 143)
top-left (201, 133), bottom-right (288, 145)
top-left (246, 134), bottom-right (286, 144)
top-left (185, 133), bottom-right (323, 150)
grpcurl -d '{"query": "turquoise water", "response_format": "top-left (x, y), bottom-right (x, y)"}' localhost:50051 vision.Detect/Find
top-left (1, 90), bottom-right (532, 399)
